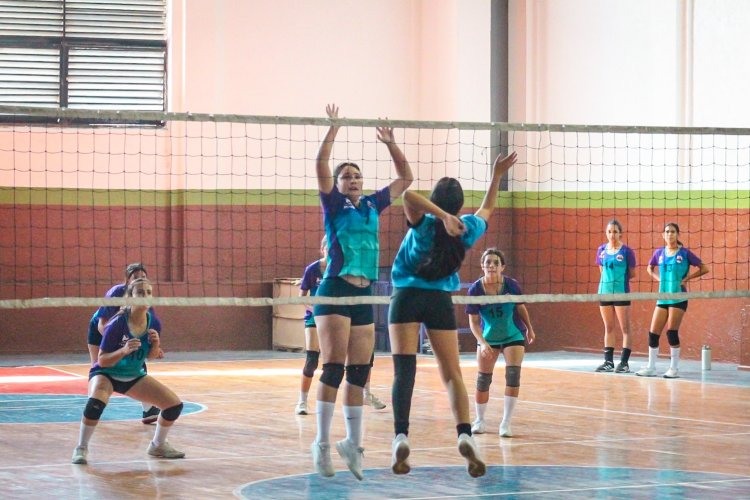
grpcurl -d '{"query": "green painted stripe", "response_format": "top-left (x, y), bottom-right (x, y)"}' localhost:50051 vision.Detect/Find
top-left (1, 187), bottom-right (748, 209)
top-left (507, 191), bottom-right (750, 209)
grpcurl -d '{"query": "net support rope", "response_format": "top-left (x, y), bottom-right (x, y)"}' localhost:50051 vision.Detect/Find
top-left (2, 105), bottom-right (750, 135)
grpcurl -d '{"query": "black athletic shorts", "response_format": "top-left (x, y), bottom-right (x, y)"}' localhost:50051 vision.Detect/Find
top-left (657, 301), bottom-right (688, 311)
top-left (487, 339), bottom-right (526, 350)
top-left (89, 372), bottom-right (146, 394)
top-left (389, 287), bottom-right (457, 330)
top-left (600, 300), bottom-right (632, 307)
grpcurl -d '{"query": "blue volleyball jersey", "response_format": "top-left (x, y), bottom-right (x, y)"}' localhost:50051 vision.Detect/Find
top-left (596, 244), bottom-right (636, 294)
top-left (320, 185), bottom-right (391, 281)
top-left (649, 246), bottom-right (702, 305)
top-left (465, 276), bottom-right (527, 345)
top-left (91, 310), bottom-right (161, 381)
top-left (300, 260), bottom-right (323, 322)
top-left (88, 283), bottom-right (161, 344)
top-left (391, 213), bottom-right (487, 292)
top-left (91, 283), bottom-right (127, 323)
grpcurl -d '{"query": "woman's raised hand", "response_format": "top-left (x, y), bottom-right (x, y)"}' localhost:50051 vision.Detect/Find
top-left (493, 151), bottom-right (518, 171)
top-left (325, 103), bottom-right (339, 119)
top-left (376, 125), bottom-right (394, 144)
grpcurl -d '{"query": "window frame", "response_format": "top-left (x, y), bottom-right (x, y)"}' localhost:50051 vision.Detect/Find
top-left (0, 0), bottom-right (167, 126)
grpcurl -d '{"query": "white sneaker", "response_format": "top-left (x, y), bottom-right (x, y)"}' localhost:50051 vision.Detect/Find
top-left (147, 441), bottom-right (185, 459)
top-left (499, 421), bottom-right (513, 438)
top-left (471, 419), bottom-right (486, 434)
top-left (663, 368), bottom-right (680, 379)
top-left (391, 433), bottom-right (410, 475)
top-left (364, 391), bottom-right (386, 410)
top-left (635, 367), bottom-right (657, 377)
top-left (311, 442), bottom-right (335, 477)
top-left (295, 401), bottom-right (308, 415)
top-left (336, 438), bottom-right (364, 481)
top-left (71, 446), bottom-right (88, 465)
top-left (457, 434), bottom-right (486, 478)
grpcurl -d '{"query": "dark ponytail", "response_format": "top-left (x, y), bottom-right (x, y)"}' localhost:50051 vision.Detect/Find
top-left (125, 262), bottom-right (147, 282)
top-left (414, 178), bottom-right (466, 281)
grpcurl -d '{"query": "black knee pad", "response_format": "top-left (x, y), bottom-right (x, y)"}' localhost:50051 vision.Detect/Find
top-left (320, 363), bottom-right (345, 389)
top-left (505, 366), bottom-right (521, 388)
top-left (476, 371), bottom-right (493, 392)
top-left (303, 350), bottom-right (320, 378)
top-left (345, 364), bottom-right (371, 388)
top-left (161, 402), bottom-right (183, 422)
top-left (83, 398), bottom-right (107, 420)
top-left (648, 332), bottom-right (661, 348)
top-left (666, 329), bottom-right (680, 347)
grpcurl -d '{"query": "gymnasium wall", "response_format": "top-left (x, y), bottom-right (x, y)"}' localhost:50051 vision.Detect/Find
top-left (0, 198), bottom-right (391, 355)
top-left (1, 197), bottom-right (748, 367)
top-left (3, 1), bottom-right (750, 366)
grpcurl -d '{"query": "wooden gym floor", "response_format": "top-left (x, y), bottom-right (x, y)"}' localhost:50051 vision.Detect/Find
top-left (0, 350), bottom-right (748, 499)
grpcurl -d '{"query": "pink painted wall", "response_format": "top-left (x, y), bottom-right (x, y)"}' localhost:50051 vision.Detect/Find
top-left (170, 0), bottom-right (490, 120)
top-left (3, 1), bottom-right (750, 364)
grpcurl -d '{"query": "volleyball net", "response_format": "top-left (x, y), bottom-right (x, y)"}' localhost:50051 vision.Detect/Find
top-left (1, 106), bottom-right (748, 308)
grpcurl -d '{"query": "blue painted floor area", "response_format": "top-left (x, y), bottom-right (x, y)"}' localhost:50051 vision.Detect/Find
top-left (237, 465), bottom-right (750, 499)
top-left (0, 394), bottom-right (204, 424)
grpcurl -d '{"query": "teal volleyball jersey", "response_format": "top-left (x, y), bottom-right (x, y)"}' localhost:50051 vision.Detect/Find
top-left (649, 246), bottom-right (702, 305)
top-left (320, 186), bottom-right (391, 281)
top-left (391, 213), bottom-right (487, 291)
top-left (596, 244), bottom-right (636, 294)
top-left (465, 276), bottom-right (527, 345)
top-left (93, 310), bottom-right (160, 381)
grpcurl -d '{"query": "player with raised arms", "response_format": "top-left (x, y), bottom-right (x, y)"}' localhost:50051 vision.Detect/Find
top-left (388, 151), bottom-right (518, 478)
top-left (310, 104), bottom-right (413, 480)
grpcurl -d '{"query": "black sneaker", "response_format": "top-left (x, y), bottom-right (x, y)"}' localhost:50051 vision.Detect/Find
top-left (614, 362), bottom-right (630, 373)
top-left (142, 406), bottom-right (160, 424)
top-left (595, 361), bottom-right (614, 372)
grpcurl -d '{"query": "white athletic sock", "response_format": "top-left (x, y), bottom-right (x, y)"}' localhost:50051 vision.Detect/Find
top-left (343, 405), bottom-right (364, 447)
top-left (648, 346), bottom-right (659, 369)
top-left (299, 391), bottom-right (308, 404)
top-left (501, 395), bottom-right (518, 425)
top-left (77, 422), bottom-right (96, 448)
top-left (670, 347), bottom-right (680, 369)
top-left (142, 401), bottom-right (152, 411)
top-left (315, 401), bottom-right (335, 444)
top-left (152, 422), bottom-right (171, 446)
top-left (475, 402), bottom-right (487, 421)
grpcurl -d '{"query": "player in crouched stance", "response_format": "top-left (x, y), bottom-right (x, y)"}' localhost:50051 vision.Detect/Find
top-left (72, 278), bottom-right (185, 465)
top-left (467, 248), bottom-right (536, 438)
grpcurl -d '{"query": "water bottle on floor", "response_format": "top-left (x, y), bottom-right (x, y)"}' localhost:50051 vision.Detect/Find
top-left (701, 345), bottom-right (711, 371)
